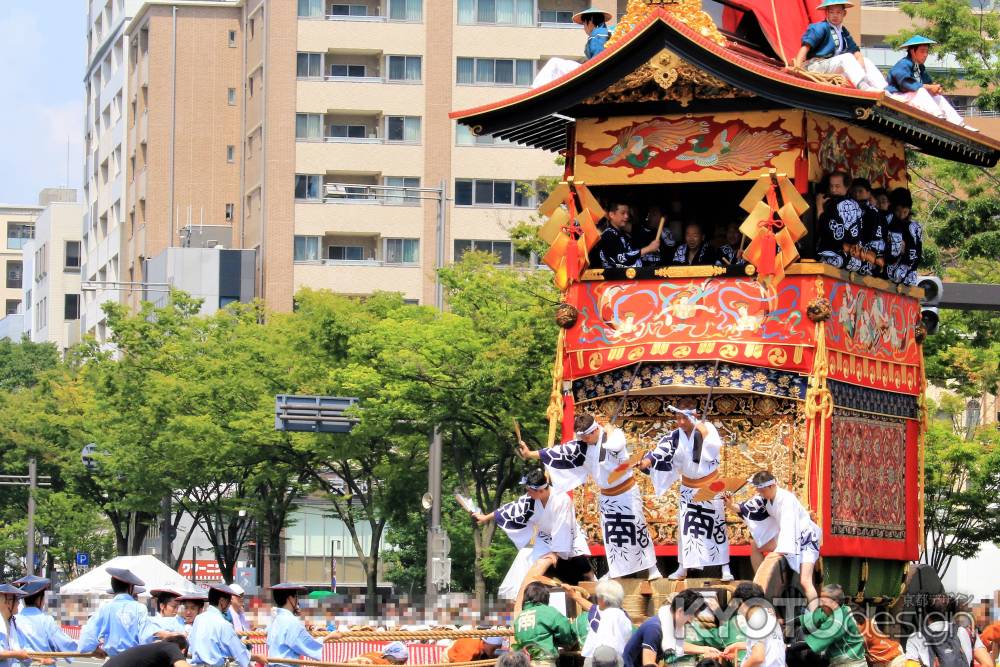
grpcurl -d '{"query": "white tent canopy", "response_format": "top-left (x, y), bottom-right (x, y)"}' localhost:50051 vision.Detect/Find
top-left (58, 555), bottom-right (200, 596)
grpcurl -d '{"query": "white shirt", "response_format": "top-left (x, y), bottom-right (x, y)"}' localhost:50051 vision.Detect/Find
top-left (768, 488), bottom-right (819, 558)
top-left (740, 609), bottom-right (785, 667)
top-left (534, 491), bottom-right (590, 558)
top-left (581, 607), bottom-right (632, 657)
top-left (904, 621), bottom-right (984, 666)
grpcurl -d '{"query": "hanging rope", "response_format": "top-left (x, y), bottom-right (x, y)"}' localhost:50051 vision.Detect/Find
top-left (546, 328), bottom-right (567, 447)
top-left (803, 278), bottom-right (834, 527)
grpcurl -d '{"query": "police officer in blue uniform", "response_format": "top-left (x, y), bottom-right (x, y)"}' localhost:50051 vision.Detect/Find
top-left (266, 584), bottom-right (341, 667)
top-left (12, 578), bottom-right (77, 660)
top-left (187, 585), bottom-right (256, 667)
top-left (78, 568), bottom-right (159, 657)
top-left (573, 7), bottom-right (614, 60)
top-left (0, 584), bottom-right (30, 667)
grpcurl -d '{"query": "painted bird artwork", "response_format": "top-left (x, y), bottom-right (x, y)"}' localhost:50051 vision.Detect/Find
top-left (676, 127), bottom-right (793, 173)
top-left (600, 118), bottom-right (710, 168)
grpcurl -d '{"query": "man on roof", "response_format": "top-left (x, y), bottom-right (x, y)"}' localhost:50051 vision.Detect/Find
top-left (574, 8), bottom-right (614, 60)
top-left (792, 0), bottom-right (887, 92)
top-left (887, 36), bottom-right (966, 126)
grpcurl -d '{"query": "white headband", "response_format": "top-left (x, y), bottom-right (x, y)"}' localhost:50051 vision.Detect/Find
top-left (521, 474), bottom-right (551, 491)
top-left (752, 478), bottom-right (777, 489)
top-left (575, 420), bottom-right (600, 437)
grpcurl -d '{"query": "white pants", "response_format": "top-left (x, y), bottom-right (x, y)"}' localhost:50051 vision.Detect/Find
top-left (807, 54), bottom-right (887, 91)
top-left (532, 58), bottom-right (581, 88)
top-left (891, 88), bottom-right (965, 125)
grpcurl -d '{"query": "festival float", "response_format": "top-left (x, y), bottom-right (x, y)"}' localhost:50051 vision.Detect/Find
top-left (450, 0), bottom-right (1000, 617)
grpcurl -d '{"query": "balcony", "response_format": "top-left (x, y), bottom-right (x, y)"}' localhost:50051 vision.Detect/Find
top-left (295, 181), bottom-right (434, 236)
top-left (139, 111), bottom-right (148, 144)
top-left (294, 260), bottom-right (423, 299)
top-left (298, 14), bottom-right (424, 53)
top-left (296, 116), bottom-right (424, 173)
top-left (137, 168), bottom-right (147, 201)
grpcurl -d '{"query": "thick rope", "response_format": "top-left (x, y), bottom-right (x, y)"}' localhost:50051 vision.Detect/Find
top-left (261, 659), bottom-right (498, 667)
top-left (785, 66), bottom-right (848, 88)
top-left (546, 328), bottom-right (566, 447)
top-left (240, 629), bottom-right (514, 643)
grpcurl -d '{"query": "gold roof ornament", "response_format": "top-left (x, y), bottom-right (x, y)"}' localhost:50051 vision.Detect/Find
top-left (608, 0), bottom-right (726, 48)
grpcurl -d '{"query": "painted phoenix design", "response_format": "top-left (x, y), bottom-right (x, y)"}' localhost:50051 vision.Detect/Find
top-left (600, 118), bottom-right (710, 168)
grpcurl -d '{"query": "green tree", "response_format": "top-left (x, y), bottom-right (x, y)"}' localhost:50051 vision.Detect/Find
top-left (0, 338), bottom-right (59, 391)
top-left (921, 419), bottom-right (1000, 579)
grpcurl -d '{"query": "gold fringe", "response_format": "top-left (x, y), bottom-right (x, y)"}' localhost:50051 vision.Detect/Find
top-left (785, 65), bottom-right (848, 88)
top-left (546, 328), bottom-right (567, 447)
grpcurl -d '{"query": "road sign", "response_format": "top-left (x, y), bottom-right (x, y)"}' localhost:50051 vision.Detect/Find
top-left (81, 443), bottom-right (98, 470)
top-left (75, 552), bottom-right (90, 567)
top-left (274, 395), bottom-right (359, 433)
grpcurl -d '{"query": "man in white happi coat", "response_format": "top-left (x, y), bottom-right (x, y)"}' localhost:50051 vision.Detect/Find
top-left (518, 413), bottom-right (661, 581)
top-left (474, 468), bottom-right (594, 609)
top-left (640, 407), bottom-right (734, 581)
top-left (726, 470), bottom-right (822, 605)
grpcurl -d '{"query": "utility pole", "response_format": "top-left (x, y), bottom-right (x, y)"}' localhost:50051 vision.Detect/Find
top-left (425, 428), bottom-right (442, 603)
top-left (160, 495), bottom-right (172, 565)
top-left (26, 459), bottom-right (37, 576)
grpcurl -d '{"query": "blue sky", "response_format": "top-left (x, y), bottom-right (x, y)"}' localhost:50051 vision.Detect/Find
top-left (0, 2), bottom-right (86, 205)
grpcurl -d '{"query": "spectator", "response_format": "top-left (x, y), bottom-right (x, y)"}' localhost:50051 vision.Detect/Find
top-left (723, 583), bottom-right (784, 667)
top-left (904, 594), bottom-right (994, 667)
top-left (798, 584), bottom-right (866, 667)
top-left (853, 609), bottom-right (905, 667)
top-left (566, 580), bottom-right (633, 657)
top-left (444, 635), bottom-right (504, 662)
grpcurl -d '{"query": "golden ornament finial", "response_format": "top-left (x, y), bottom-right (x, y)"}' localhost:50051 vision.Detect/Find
top-left (607, 0), bottom-right (725, 48)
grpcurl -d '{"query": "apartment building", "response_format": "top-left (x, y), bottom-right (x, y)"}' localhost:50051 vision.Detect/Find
top-left (0, 203), bottom-right (44, 323)
top-left (21, 199), bottom-right (86, 353)
top-left (83, 0), bottom-right (147, 343)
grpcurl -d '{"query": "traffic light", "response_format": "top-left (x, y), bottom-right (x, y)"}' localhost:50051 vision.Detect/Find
top-left (917, 276), bottom-right (943, 335)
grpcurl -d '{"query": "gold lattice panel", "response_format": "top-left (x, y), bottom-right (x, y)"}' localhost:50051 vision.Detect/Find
top-left (574, 394), bottom-right (807, 547)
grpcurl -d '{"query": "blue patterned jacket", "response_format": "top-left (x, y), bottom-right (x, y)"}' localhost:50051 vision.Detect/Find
top-left (801, 21), bottom-right (859, 59)
top-left (887, 55), bottom-right (933, 94)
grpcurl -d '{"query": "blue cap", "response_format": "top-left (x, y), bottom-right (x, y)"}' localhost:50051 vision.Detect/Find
top-left (382, 642), bottom-right (409, 662)
top-left (0, 584), bottom-right (26, 597)
top-left (899, 35), bottom-right (937, 49)
top-left (269, 583), bottom-right (309, 592)
top-left (19, 578), bottom-right (51, 596)
top-left (816, 0), bottom-right (854, 8)
top-left (572, 7), bottom-right (613, 24)
top-left (106, 567), bottom-right (145, 587)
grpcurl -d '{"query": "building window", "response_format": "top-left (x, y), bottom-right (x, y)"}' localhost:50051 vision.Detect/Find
top-left (298, 0), bottom-right (324, 17)
top-left (384, 176), bottom-right (420, 203)
top-left (454, 239), bottom-right (513, 265)
top-left (227, 145), bottom-right (235, 162)
top-left (293, 235), bottom-right (321, 261)
top-left (228, 29), bottom-right (237, 46)
top-left (328, 245), bottom-right (365, 261)
top-left (296, 52), bottom-right (323, 78)
top-left (295, 174), bottom-right (323, 200)
top-left (329, 64), bottom-right (367, 78)
top-left (328, 124), bottom-right (368, 139)
top-left (248, 75), bottom-right (255, 98)
top-left (458, 0), bottom-right (533, 25)
top-left (64, 294), bottom-right (81, 321)
top-left (456, 58), bottom-right (534, 86)
top-left (225, 204), bottom-right (235, 221)
top-left (454, 179), bottom-right (534, 207)
top-left (388, 0), bottom-right (423, 21)
top-left (539, 9), bottom-right (574, 23)
top-left (329, 4), bottom-right (369, 16)
top-left (4, 300), bottom-right (18, 316)
top-left (248, 18), bottom-right (255, 38)
top-left (227, 87), bottom-right (237, 105)
top-left (6, 223), bottom-right (33, 250)
top-left (456, 124), bottom-right (513, 146)
top-left (64, 241), bottom-right (81, 271)
top-left (386, 55), bottom-right (421, 82)
top-left (384, 238), bottom-right (419, 264)
top-left (6, 261), bottom-right (22, 289)
top-left (295, 113), bottom-right (323, 139)
top-left (385, 116), bottom-right (421, 143)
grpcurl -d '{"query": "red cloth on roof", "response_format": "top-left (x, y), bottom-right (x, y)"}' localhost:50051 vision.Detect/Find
top-left (722, 0), bottom-right (823, 64)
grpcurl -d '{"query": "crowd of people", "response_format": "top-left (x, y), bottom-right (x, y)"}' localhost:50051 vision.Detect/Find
top-left (588, 179), bottom-right (922, 288)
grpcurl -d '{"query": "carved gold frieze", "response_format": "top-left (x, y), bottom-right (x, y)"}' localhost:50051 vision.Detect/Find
top-left (609, 0), bottom-right (726, 48)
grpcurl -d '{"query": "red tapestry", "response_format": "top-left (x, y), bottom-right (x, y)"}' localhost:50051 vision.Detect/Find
top-left (823, 409), bottom-right (918, 560)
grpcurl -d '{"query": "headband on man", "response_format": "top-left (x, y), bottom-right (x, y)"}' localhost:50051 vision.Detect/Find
top-left (575, 420), bottom-right (600, 438)
top-left (751, 478), bottom-right (777, 489)
top-left (521, 474), bottom-right (551, 491)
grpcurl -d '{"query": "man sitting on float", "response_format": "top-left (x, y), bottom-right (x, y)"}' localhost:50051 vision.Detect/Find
top-left (792, 0), bottom-right (887, 92)
top-left (887, 36), bottom-right (967, 127)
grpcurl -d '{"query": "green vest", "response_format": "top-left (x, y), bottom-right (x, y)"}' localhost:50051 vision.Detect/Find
top-left (514, 602), bottom-right (578, 660)
top-left (802, 606), bottom-right (866, 661)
